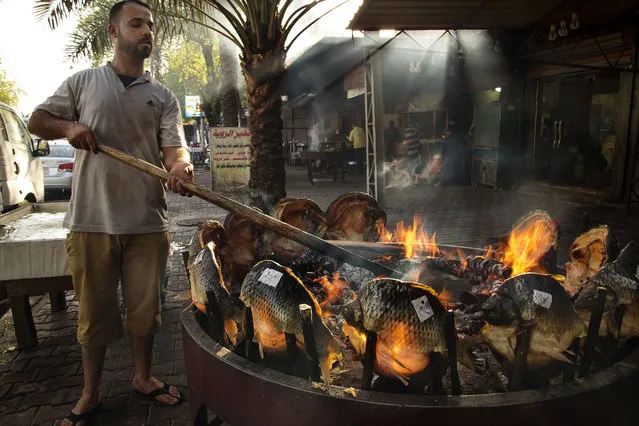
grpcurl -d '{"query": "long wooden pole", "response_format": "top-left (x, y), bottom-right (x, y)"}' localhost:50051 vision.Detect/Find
top-left (98, 145), bottom-right (399, 277)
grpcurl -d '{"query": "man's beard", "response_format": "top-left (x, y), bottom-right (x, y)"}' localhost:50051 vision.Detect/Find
top-left (118, 35), bottom-right (152, 59)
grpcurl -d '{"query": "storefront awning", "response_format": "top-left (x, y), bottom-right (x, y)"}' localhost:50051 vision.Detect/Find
top-left (348, 0), bottom-right (639, 31)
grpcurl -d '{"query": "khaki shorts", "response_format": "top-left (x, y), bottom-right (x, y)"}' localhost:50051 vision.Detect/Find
top-left (65, 231), bottom-right (170, 346)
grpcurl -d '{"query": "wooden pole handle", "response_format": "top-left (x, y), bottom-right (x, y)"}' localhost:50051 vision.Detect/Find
top-left (97, 145), bottom-right (400, 278)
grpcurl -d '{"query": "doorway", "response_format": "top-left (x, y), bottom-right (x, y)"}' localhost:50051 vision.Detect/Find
top-left (535, 72), bottom-right (620, 192)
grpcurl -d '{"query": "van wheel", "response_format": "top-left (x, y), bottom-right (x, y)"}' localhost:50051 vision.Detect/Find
top-left (25, 193), bottom-right (37, 204)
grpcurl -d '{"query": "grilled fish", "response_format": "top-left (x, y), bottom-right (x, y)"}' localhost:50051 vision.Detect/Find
top-left (342, 278), bottom-right (447, 384)
top-left (564, 225), bottom-right (617, 296)
top-left (574, 241), bottom-right (639, 339)
top-left (325, 192), bottom-right (387, 242)
top-left (223, 211), bottom-right (265, 290)
top-left (481, 273), bottom-right (585, 370)
top-left (240, 260), bottom-right (342, 383)
top-left (264, 198), bottom-right (327, 263)
top-left (188, 221), bottom-right (241, 345)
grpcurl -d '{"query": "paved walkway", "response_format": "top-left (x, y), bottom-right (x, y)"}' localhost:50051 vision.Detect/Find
top-left (0, 164), bottom-right (637, 425)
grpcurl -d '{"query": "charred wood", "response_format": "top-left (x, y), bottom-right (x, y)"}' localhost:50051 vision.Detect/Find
top-left (465, 256), bottom-right (512, 282)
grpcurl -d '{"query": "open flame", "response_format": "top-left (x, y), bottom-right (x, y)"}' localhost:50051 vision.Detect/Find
top-left (377, 213), bottom-right (555, 278)
top-left (501, 219), bottom-right (556, 275)
top-left (378, 216), bottom-right (439, 258)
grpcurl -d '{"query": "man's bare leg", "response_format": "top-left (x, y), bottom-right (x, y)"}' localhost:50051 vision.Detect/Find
top-left (130, 333), bottom-right (180, 404)
top-left (61, 345), bottom-right (105, 426)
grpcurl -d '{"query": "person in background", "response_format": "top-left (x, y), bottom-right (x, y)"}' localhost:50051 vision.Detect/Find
top-left (403, 115), bottom-right (422, 184)
top-left (383, 120), bottom-right (401, 162)
top-left (347, 122), bottom-right (366, 173)
top-left (436, 120), bottom-right (466, 187)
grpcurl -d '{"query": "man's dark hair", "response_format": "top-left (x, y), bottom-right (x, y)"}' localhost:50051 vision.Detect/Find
top-left (109, 0), bottom-right (150, 24)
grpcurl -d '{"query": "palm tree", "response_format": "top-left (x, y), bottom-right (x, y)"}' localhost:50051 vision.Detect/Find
top-left (35, 0), bottom-right (346, 210)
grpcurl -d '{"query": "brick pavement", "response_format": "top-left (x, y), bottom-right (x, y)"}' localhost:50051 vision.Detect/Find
top-left (0, 164), bottom-right (637, 425)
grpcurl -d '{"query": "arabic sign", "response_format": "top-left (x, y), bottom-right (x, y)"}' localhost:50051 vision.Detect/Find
top-left (185, 95), bottom-right (204, 118)
top-left (210, 127), bottom-right (251, 191)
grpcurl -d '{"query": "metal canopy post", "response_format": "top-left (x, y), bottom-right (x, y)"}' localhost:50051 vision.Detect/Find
top-left (626, 27), bottom-right (639, 209)
top-left (364, 47), bottom-right (378, 200)
top-left (364, 46), bottom-right (386, 202)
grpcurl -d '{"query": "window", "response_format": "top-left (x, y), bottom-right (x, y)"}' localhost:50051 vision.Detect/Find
top-left (49, 144), bottom-right (75, 158)
top-left (0, 108), bottom-right (33, 149)
top-left (0, 112), bottom-right (8, 142)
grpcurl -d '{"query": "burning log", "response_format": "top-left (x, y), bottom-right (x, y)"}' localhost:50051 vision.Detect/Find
top-left (564, 225), bottom-right (617, 297)
top-left (465, 256), bottom-right (512, 282)
top-left (264, 198), bottom-right (327, 264)
top-left (325, 192), bottom-right (387, 242)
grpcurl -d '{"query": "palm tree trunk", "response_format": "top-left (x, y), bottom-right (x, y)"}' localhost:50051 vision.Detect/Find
top-left (243, 52), bottom-right (286, 211)
top-left (200, 41), bottom-right (220, 127)
top-left (219, 37), bottom-right (240, 127)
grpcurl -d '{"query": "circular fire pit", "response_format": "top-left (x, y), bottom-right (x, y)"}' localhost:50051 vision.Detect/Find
top-left (181, 308), bottom-right (639, 426)
top-left (181, 240), bottom-right (639, 426)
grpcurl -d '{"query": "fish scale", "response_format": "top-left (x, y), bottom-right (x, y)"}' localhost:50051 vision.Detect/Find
top-left (482, 273), bottom-right (586, 370)
top-left (240, 260), bottom-right (343, 383)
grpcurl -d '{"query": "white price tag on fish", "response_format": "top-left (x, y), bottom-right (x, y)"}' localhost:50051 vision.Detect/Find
top-left (259, 268), bottom-right (283, 288)
top-left (533, 289), bottom-right (553, 309)
top-left (411, 296), bottom-right (434, 322)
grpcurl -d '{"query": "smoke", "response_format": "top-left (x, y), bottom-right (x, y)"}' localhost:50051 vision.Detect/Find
top-left (308, 122), bottom-right (321, 151)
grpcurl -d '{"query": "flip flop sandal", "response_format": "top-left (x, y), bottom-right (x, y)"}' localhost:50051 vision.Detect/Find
top-left (64, 403), bottom-right (101, 425)
top-left (135, 382), bottom-right (186, 406)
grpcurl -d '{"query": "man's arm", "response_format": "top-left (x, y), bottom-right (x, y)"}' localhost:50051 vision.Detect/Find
top-left (28, 110), bottom-right (98, 154)
top-left (162, 146), bottom-right (193, 197)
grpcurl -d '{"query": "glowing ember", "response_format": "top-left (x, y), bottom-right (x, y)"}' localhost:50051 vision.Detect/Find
top-left (314, 272), bottom-right (350, 316)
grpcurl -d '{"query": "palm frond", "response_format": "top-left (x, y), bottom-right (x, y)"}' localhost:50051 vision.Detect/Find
top-left (284, 0), bottom-right (349, 50)
top-left (33, 0), bottom-right (96, 29)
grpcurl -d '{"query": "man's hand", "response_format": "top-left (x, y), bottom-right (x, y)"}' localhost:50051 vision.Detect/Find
top-left (167, 162), bottom-right (194, 197)
top-left (65, 122), bottom-right (98, 154)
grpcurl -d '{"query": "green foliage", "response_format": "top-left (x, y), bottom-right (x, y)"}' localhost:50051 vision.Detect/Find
top-left (0, 60), bottom-right (24, 108)
top-left (162, 36), bottom-right (208, 113)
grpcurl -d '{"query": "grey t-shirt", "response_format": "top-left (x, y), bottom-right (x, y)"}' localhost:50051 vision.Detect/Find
top-left (34, 63), bottom-right (186, 234)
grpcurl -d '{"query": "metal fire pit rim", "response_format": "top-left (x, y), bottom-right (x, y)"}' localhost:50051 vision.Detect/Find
top-left (181, 307), bottom-right (639, 408)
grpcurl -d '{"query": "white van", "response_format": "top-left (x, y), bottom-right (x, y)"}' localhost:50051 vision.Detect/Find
top-left (0, 102), bottom-right (50, 213)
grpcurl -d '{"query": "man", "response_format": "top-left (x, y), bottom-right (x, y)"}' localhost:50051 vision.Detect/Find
top-left (347, 122), bottom-right (366, 173)
top-left (403, 115), bottom-right (422, 184)
top-left (383, 120), bottom-right (401, 162)
top-left (27, 2), bottom-right (192, 424)
top-left (437, 120), bottom-right (466, 186)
